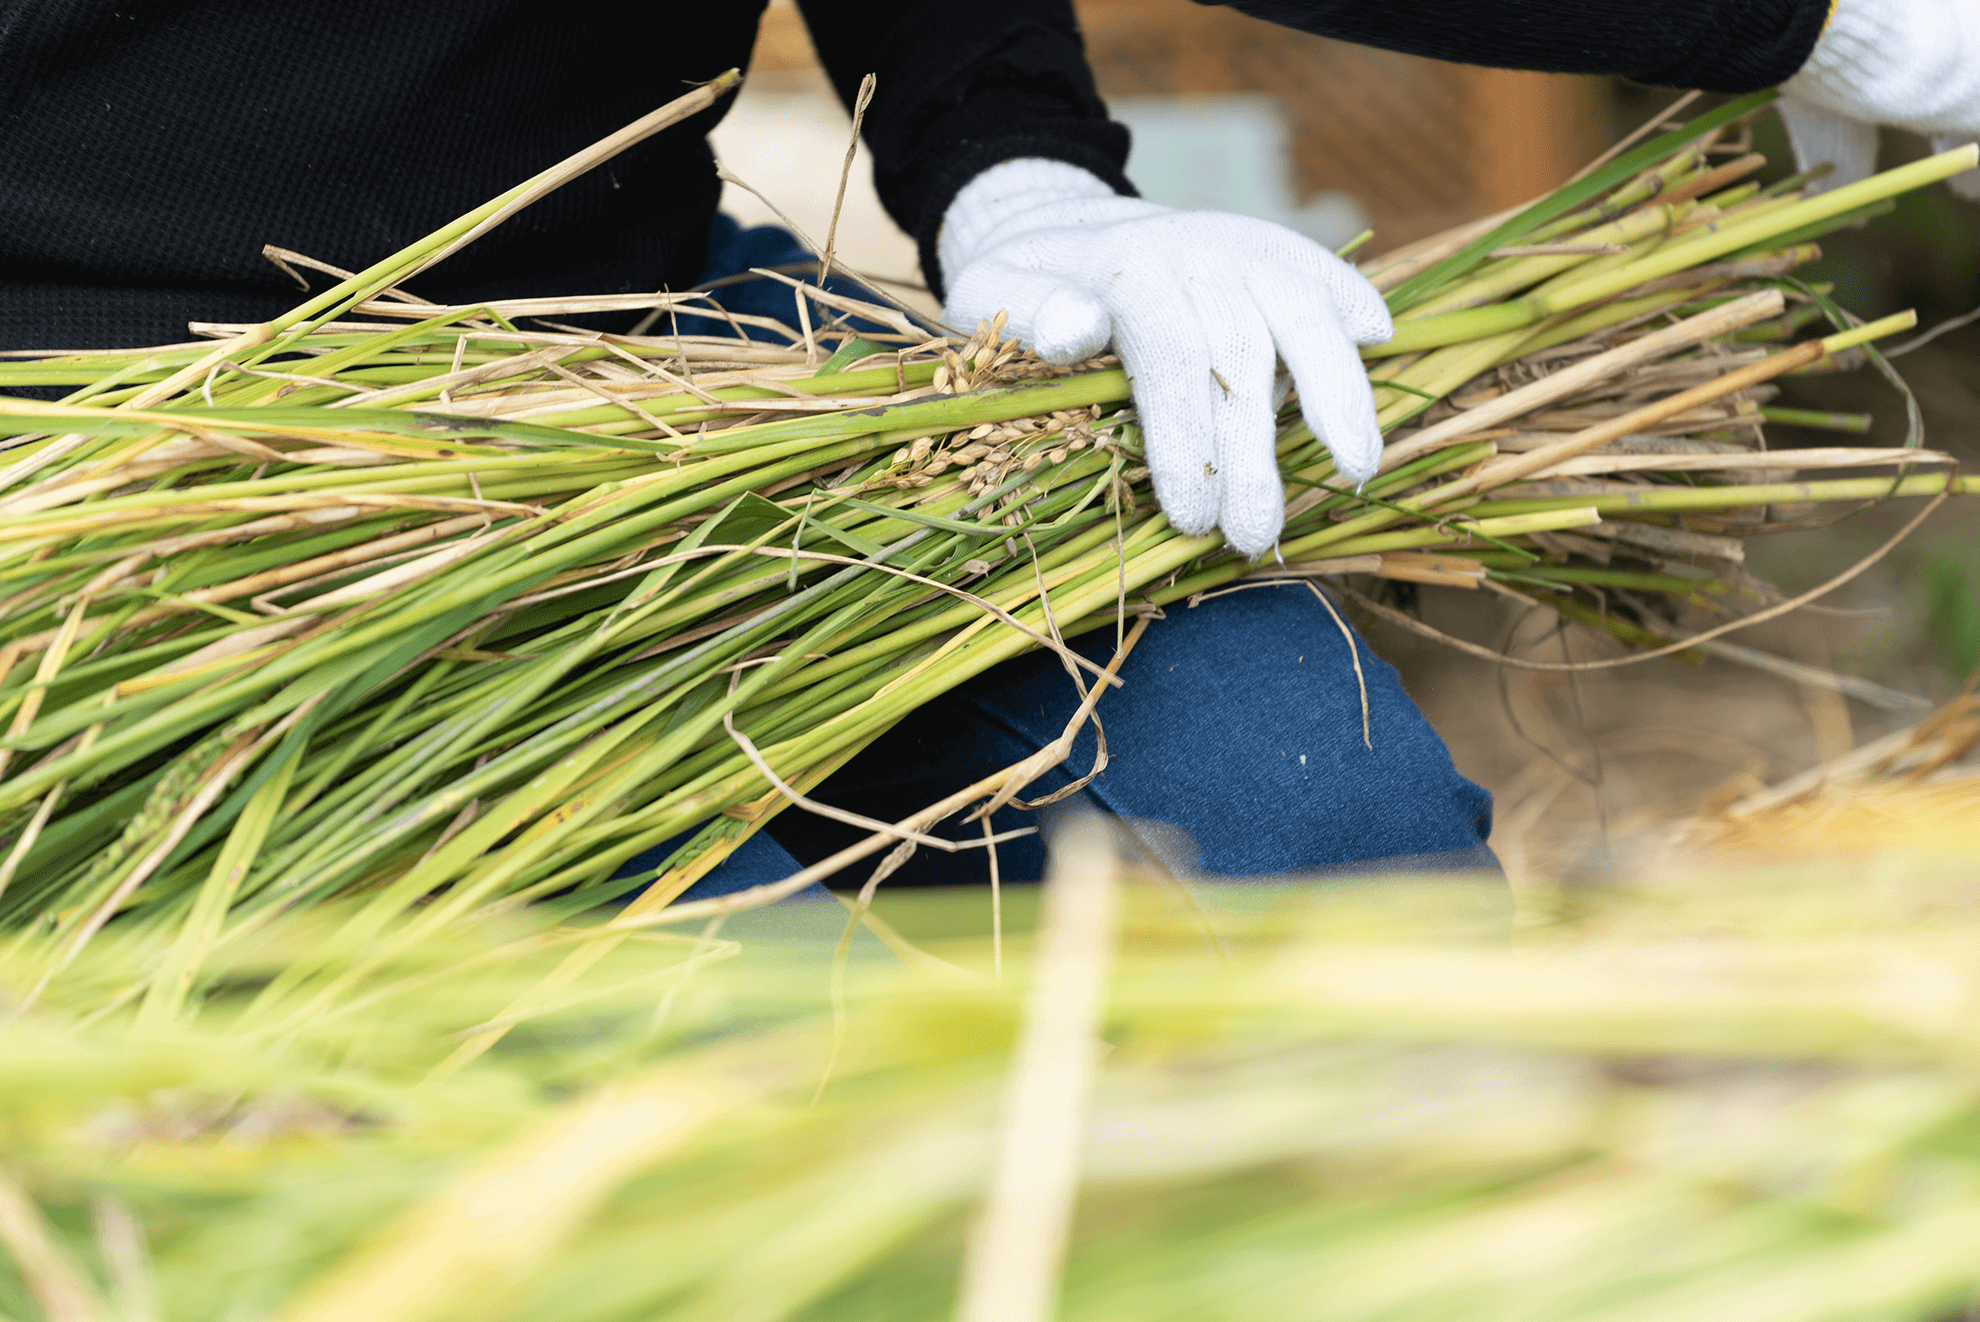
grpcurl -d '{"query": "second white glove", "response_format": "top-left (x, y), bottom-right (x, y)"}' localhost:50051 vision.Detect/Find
top-left (1779, 0), bottom-right (1980, 201)
top-left (938, 159), bottom-right (1392, 558)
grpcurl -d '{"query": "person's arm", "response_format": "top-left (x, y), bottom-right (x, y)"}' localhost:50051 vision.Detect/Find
top-left (795, 0), bottom-right (1132, 300)
top-left (1194, 0), bottom-right (1828, 92)
top-left (1201, 0), bottom-right (1980, 199)
top-left (797, 0), bottom-right (1389, 558)
top-left (795, 0), bottom-right (1977, 559)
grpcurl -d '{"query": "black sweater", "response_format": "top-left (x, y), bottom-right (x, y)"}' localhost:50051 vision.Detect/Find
top-left (0, 0), bottom-right (1827, 350)
top-left (1200, 0), bottom-right (1829, 95)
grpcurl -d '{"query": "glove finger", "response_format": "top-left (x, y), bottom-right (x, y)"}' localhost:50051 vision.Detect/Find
top-left (1778, 97), bottom-right (1882, 193)
top-left (1195, 284), bottom-right (1285, 558)
top-left (1246, 268), bottom-right (1383, 488)
top-left (1221, 214), bottom-right (1395, 344)
top-left (1931, 133), bottom-right (1980, 201)
top-left (943, 258), bottom-right (1110, 365)
top-left (1308, 251), bottom-right (1394, 347)
top-left (1106, 276), bottom-right (1220, 540)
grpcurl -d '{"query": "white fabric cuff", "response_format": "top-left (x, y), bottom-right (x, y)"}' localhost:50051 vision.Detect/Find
top-left (1784, 0), bottom-right (1980, 136)
top-left (936, 158), bottom-right (1120, 291)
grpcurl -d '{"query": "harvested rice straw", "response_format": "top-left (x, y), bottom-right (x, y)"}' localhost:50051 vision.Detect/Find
top-left (955, 812), bottom-right (1119, 1322)
top-left (4, 820), bottom-right (1980, 1321)
top-left (0, 90), bottom-right (1973, 1000)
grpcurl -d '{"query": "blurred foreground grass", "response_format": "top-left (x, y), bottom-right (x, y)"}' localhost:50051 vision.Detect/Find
top-left (5, 767), bottom-right (1980, 1322)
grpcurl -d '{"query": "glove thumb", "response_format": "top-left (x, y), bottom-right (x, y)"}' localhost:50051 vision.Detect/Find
top-left (943, 259), bottom-right (1111, 366)
top-left (1778, 96), bottom-right (1882, 193)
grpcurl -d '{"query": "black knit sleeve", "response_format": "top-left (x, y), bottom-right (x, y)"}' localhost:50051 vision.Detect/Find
top-left (796, 0), bottom-right (1134, 298)
top-left (1193, 0), bottom-right (1831, 93)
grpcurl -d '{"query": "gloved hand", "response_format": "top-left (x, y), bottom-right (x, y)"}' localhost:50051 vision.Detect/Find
top-left (938, 158), bottom-right (1392, 558)
top-left (1779, 0), bottom-right (1980, 201)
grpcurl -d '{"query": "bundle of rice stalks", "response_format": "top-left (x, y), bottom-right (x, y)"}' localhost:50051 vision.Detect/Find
top-left (0, 79), bottom-right (1974, 997)
top-left (4, 813), bottom-right (1980, 1322)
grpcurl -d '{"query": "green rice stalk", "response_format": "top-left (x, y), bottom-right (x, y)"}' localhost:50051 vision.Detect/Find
top-left (0, 97), bottom-right (1973, 992)
top-left (2, 846), bottom-right (1979, 1321)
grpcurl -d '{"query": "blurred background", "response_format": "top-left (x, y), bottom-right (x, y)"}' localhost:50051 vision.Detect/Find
top-left (724, 0), bottom-right (1980, 887)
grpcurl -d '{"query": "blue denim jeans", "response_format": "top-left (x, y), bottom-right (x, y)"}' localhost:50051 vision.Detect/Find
top-left (670, 213), bottom-right (898, 342)
top-left (621, 219), bottom-right (1499, 900)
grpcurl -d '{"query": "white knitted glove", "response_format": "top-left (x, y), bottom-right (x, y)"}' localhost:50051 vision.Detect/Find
top-left (938, 158), bottom-right (1392, 558)
top-left (1779, 0), bottom-right (1980, 201)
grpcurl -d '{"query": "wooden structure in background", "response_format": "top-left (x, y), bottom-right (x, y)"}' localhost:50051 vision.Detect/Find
top-left (1075, 1), bottom-right (1607, 243)
top-left (751, 0), bottom-right (1607, 248)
